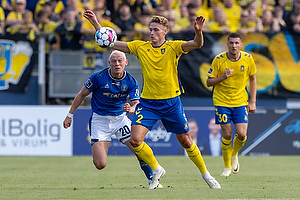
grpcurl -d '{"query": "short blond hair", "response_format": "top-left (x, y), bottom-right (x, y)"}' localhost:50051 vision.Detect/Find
top-left (149, 15), bottom-right (170, 31)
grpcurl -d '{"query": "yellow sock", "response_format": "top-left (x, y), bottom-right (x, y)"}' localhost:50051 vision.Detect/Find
top-left (221, 137), bottom-right (232, 168)
top-left (185, 142), bottom-right (207, 174)
top-left (132, 141), bottom-right (159, 170)
top-left (232, 135), bottom-right (247, 156)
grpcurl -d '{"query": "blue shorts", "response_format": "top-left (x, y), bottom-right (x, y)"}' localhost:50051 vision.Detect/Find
top-left (132, 96), bottom-right (190, 134)
top-left (215, 106), bottom-right (248, 124)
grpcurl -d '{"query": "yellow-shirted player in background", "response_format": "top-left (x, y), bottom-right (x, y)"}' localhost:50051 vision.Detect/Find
top-left (83, 9), bottom-right (221, 190)
top-left (206, 32), bottom-right (257, 177)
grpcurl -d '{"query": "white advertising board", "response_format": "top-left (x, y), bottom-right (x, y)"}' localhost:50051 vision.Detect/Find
top-left (0, 106), bottom-right (72, 156)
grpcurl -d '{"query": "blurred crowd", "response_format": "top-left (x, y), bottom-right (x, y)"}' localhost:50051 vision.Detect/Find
top-left (1, 0), bottom-right (300, 105)
top-left (1, 0), bottom-right (300, 49)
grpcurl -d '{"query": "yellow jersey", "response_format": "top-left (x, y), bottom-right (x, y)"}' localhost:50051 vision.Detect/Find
top-left (208, 51), bottom-right (257, 107)
top-left (127, 40), bottom-right (187, 100)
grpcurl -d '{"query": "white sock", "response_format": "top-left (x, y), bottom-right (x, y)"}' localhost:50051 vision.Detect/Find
top-left (202, 171), bottom-right (211, 180)
top-left (153, 165), bottom-right (162, 174)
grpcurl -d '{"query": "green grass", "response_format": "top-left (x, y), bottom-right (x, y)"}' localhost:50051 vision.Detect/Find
top-left (0, 156), bottom-right (299, 199)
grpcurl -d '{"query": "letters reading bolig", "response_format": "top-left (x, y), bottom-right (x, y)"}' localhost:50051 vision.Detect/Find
top-left (0, 119), bottom-right (61, 142)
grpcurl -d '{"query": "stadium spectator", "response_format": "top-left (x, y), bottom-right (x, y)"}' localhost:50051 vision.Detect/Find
top-left (206, 9), bottom-right (236, 33)
top-left (284, 10), bottom-right (300, 33)
top-left (256, 9), bottom-right (281, 34)
top-left (237, 9), bottom-right (256, 37)
top-left (219, 0), bottom-right (242, 25)
top-left (206, 32), bottom-right (257, 177)
top-left (36, 9), bottom-right (60, 52)
top-left (194, 0), bottom-right (210, 21)
top-left (83, 9), bottom-right (221, 189)
top-left (154, 4), bottom-right (167, 16)
top-left (161, 0), bottom-right (181, 20)
top-left (6, 9), bottom-right (39, 41)
top-left (187, 2), bottom-right (198, 15)
top-left (6, 0), bottom-right (33, 28)
top-left (133, 11), bottom-right (150, 40)
top-left (284, 0), bottom-right (300, 28)
top-left (131, 0), bottom-right (153, 20)
top-left (55, 8), bottom-right (83, 50)
top-left (63, 50), bottom-right (160, 188)
top-left (167, 11), bottom-right (182, 33)
top-left (34, 0), bottom-right (65, 21)
top-left (113, 3), bottom-right (136, 39)
top-left (176, 5), bottom-right (190, 30)
top-left (273, 5), bottom-right (287, 30)
top-left (1, 0), bottom-right (14, 16)
top-left (65, 0), bottom-right (85, 21)
top-left (0, 6), bottom-right (5, 34)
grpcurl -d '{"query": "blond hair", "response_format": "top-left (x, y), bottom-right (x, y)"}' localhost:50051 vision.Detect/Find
top-left (149, 15), bottom-right (170, 31)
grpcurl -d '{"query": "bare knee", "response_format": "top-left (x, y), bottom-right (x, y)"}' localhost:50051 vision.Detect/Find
top-left (93, 160), bottom-right (106, 170)
top-left (176, 133), bottom-right (193, 148)
top-left (129, 138), bottom-right (142, 148)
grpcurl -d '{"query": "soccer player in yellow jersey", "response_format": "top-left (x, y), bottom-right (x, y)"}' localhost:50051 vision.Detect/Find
top-left (206, 32), bottom-right (257, 177)
top-left (83, 9), bottom-right (221, 189)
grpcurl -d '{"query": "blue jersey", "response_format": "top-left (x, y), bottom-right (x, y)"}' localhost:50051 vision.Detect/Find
top-left (84, 67), bottom-right (140, 116)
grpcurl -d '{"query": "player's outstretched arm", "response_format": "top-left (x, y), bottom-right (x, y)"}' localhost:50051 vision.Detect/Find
top-left (63, 86), bottom-right (91, 129)
top-left (83, 10), bottom-right (102, 31)
top-left (182, 15), bottom-right (205, 52)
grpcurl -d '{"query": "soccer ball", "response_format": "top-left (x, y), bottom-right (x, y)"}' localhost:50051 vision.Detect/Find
top-left (95, 27), bottom-right (117, 48)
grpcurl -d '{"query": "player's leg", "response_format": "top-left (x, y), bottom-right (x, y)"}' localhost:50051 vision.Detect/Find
top-left (130, 101), bottom-right (165, 189)
top-left (232, 123), bottom-right (248, 156)
top-left (220, 123), bottom-right (233, 176)
top-left (176, 133), bottom-right (220, 188)
top-left (89, 112), bottom-right (112, 170)
top-left (130, 124), bottom-right (165, 189)
top-left (215, 106), bottom-right (233, 176)
top-left (91, 141), bottom-right (110, 170)
top-left (231, 106), bottom-right (249, 173)
top-left (124, 140), bottom-right (154, 184)
top-left (163, 97), bottom-right (220, 188)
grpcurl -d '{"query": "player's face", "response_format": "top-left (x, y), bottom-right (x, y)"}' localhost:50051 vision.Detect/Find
top-left (149, 22), bottom-right (168, 46)
top-left (227, 37), bottom-right (242, 56)
top-left (108, 53), bottom-right (128, 78)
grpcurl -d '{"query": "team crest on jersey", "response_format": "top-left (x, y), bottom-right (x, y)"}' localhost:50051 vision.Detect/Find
top-left (121, 84), bottom-right (128, 92)
top-left (208, 67), bottom-right (213, 75)
top-left (161, 48), bottom-right (165, 54)
top-left (85, 79), bottom-right (93, 88)
top-left (240, 65), bottom-right (245, 72)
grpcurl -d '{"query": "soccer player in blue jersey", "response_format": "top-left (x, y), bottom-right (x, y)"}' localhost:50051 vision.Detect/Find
top-left (83, 9), bottom-right (221, 189)
top-left (206, 32), bottom-right (257, 177)
top-left (63, 50), bottom-right (160, 187)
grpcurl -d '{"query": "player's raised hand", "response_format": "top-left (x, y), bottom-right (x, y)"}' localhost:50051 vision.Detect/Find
top-left (83, 10), bottom-right (102, 30)
top-left (194, 15), bottom-right (206, 32)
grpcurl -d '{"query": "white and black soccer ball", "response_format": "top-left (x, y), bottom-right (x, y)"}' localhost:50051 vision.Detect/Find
top-left (95, 27), bottom-right (117, 48)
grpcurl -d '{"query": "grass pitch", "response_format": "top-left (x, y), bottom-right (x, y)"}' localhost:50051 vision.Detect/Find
top-left (0, 156), bottom-right (299, 200)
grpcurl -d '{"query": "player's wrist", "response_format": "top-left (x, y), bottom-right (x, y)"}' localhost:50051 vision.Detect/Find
top-left (67, 113), bottom-right (73, 118)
